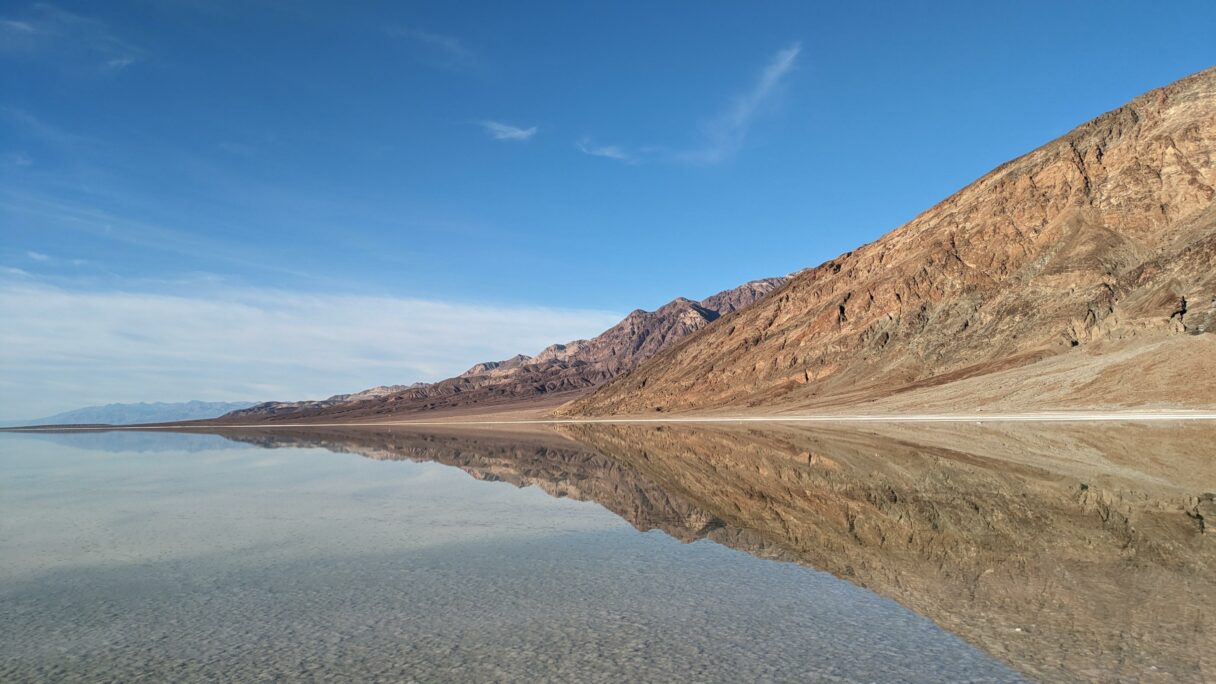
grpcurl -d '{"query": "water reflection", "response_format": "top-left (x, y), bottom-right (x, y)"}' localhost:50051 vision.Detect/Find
top-left (200, 421), bottom-right (1215, 683)
top-left (2, 428), bottom-right (1022, 683)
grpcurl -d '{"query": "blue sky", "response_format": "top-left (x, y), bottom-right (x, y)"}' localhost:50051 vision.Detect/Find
top-left (1, 1), bottom-right (1214, 418)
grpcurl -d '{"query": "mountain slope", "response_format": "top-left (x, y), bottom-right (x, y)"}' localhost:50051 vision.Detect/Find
top-left (5, 401), bottom-right (258, 427)
top-left (217, 277), bottom-right (786, 423)
top-left (225, 384), bottom-right (429, 419)
top-left (566, 67), bottom-right (1216, 416)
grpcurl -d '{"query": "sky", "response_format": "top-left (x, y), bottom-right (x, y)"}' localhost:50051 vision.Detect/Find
top-left (1, 1), bottom-right (1214, 419)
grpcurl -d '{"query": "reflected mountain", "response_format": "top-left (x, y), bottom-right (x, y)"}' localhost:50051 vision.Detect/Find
top-left (218, 426), bottom-right (794, 560)
top-left (10, 429), bottom-right (244, 453)
top-left (203, 422), bottom-right (1214, 683)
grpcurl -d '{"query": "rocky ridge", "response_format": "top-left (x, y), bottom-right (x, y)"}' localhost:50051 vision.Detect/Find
top-left (227, 384), bottom-right (428, 419)
top-left (567, 67), bottom-right (1216, 416)
top-left (218, 277), bottom-right (787, 422)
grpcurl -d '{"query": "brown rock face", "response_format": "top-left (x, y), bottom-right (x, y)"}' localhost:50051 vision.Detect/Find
top-left (218, 384), bottom-right (430, 419)
top-left (218, 278), bottom-right (786, 423)
top-left (566, 68), bottom-right (1216, 416)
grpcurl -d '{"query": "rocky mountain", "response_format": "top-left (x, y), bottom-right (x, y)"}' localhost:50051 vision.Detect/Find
top-left (328, 384), bottom-right (429, 402)
top-left (237, 384), bottom-right (429, 419)
top-left (566, 67), bottom-right (1216, 416)
top-left (217, 277), bottom-right (786, 423)
top-left (2, 401), bottom-right (258, 427)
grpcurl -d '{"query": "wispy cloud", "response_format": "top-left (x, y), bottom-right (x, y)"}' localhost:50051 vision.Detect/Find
top-left (576, 138), bottom-right (638, 164)
top-left (1, 106), bottom-right (83, 146)
top-left (388, 25), bottom-right (477, 71)
top-left (104, 56), bottom-right (135, 70)
top-left (0, 277), bottom-right (623, 420)
top-left (481, 121), bottom-right (538, 141)
top-left (3, 151), bottom-right (33, 167)
top-left (1, 190), bottom-right (314, 280)
top-left (1, 19), bottom-right (35, 33)
top-left (0, 3), bottom-right (146, 72)
top-left (15, 250), bottom-right (87, 268)
top-left (583, 42), bottom-right (802, 165)
top-left (684, 42), bottom-right (801, 164)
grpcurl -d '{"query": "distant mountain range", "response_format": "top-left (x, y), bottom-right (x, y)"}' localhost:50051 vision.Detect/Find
top-left (78, 68), bottom-right (1216, 426)
top-left (4, 401), bottom-right (258, 427)
top-left (215, 278), bottom-right (788, 423)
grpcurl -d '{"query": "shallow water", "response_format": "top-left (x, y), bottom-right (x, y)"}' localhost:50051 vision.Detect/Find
top-left (2, 422), bottom-right (1213, 682)
top-left (0, 430), bottom-right (1023, 683)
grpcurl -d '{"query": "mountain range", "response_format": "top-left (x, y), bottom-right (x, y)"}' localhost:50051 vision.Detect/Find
top-left (2, 401), bottom-right (258, 427)
top-left (178, 67), bottom-right (1216, 424)
top-left (215, 278), bottom-right (787, 423)
top-left (567, 66), bottom-right (1216, 416)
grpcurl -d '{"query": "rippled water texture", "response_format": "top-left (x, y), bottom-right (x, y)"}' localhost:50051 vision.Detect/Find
top-left (3, 421), bottom-right (1213, 682)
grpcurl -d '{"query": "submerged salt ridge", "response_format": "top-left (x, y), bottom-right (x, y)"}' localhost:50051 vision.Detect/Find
top-left (0, 430), bottom-right (1023, 683)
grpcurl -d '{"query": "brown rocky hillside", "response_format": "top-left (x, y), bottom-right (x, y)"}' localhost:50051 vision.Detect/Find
top-left (566, 67), bottom-right (1216, 416)
top-left (216, 278), bottom-right (786, 422)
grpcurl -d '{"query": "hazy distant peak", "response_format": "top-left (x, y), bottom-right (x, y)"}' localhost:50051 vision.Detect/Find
top-left (9, 401), bottom-right (259, 427)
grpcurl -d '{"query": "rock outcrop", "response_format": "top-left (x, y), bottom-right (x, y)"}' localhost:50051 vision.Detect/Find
top-left (226, 384), bottom-right (428, 419)
top-left (566, 67), bottom-right (1216, 416)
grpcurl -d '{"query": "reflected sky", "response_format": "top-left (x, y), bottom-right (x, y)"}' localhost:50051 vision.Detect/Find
top-left (4, 421), bottom-right (1213, 682)
top-left (1, 434), bottom-right (619, 581)
top-left (0, 429), bottom-right (1025, 683)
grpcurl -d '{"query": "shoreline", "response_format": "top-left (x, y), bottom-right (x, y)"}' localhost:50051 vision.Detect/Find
top-left (6, 409), bottom-right (1216, 431)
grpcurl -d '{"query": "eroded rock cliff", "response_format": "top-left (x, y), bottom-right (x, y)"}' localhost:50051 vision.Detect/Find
top-left (567, 68), bottom-right (1216, 415)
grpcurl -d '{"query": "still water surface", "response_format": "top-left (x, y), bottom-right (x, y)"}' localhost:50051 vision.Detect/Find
top-left (2, 422), bottom-right (1213, 682)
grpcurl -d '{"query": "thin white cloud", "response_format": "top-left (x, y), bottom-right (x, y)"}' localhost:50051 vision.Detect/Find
top-left (584, 42), bottom-right (802, 165)
top-left (1, 106), bottom-right (81, 146)
top-left (104, 56), bottom-right (135, 70)
top-left (0, 278), bottom-right (624, 420)
top-left (1, 190), bottom-right (315, 281)
top-left (26, 250), bottom-right (49, 261)
top-left (4, 151), bottom-right (33, 167)
top-left (576, 138), bottom-right (637, 163)
top-left (1, 19), bottom-right (35, 33)
top-left (684, 41), bottom-right (801, 164)
top-left (0, 4), bottom-right (146, 71)
top-left (481, 121), bottom-right (538, 141)
top-left (388, 25), bottom-right (477, 70)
